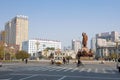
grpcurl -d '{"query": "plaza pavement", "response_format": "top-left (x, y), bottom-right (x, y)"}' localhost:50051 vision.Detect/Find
top-left (0, 60), bottom-right (119, 80)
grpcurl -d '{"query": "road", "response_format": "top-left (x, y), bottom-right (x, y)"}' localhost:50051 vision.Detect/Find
top-left (0, 61), bottom-right (120, 80)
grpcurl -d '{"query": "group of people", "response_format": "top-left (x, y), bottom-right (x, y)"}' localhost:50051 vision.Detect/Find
top-left (63, 57), bottom-right (70, 64)
top-left (51, 57), bottom-right (70, 65)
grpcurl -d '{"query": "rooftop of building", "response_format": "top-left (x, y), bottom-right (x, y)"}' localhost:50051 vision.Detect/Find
top-left (28, 38), bottom-right (61, 42)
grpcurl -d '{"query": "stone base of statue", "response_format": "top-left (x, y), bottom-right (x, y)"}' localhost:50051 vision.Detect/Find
top-left (81, 47), bottom-right (89, 53)
top-left (80, 47), bottom-right (94, 60)
top-left (80, 57), bottom-right (94, 60)
top-left (36, 57), bottom-right (40, 61)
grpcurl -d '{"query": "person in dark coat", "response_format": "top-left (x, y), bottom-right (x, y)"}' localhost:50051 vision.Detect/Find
top-left (63, 57), bottom-right (66, 64)
top-left (66, 57), bottom-right (70, 64)
top-left (51, 58), bottom-right (54, 64)
top-left (25, 58), bottom-right (28, 64)
top-left (77, 59), bottom-right (80, 67)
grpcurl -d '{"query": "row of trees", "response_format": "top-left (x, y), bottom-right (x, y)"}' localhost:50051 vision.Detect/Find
top-left (104, 53), bottom-right (120, 60)
top-left (0, 43), bottom-right (30, 60)
top-left (0, 44), bottom-right (4, 59)
top-left (16, 51), bottom-right (30, 61)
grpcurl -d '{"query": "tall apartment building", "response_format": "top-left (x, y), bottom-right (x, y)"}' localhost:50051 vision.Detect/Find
top-left (72, 39), bottom-right (81, 53)
top-left (5, 15), bottom-right (28, 50)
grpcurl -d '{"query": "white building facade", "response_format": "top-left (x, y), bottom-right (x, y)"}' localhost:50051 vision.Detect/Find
top-left (22, 39), bottom-right (61, 57)
top-left (72, 39), bottom-right (81, 53)
top-left (94, 31), bottom-right (120, 59)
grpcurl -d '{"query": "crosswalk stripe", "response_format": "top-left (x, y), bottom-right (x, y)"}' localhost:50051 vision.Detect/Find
top-left (12, 65), bottom-right (117, 74)
top-left (87, 68), bottom-right (92, 72)
top-left (103, 68), bottom-right (107, 73)
top-left (56, 67), bottom-right (66, 71)
top-left (79, 68), bottom-right (85, 72)
top-left (71, 68), bottom-right (78, 72)
top-left (49, 68), bottom-right (58, 71)
top-left (95, 68), bottom-right (98, 73)
top-left (39, 67), bottom-right (51, 71)
top-left (63, 68), bottom-right (73, 72)
top-left (106, 69), bottom-right (115, 74)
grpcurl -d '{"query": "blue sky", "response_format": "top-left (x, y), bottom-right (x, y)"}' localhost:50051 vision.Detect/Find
top-left (0, 0), bottom-right (120, 48)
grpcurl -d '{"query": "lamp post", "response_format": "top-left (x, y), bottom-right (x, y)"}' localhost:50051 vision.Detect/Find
top-left (116, 41), bottom-right (119, 64)
top-left (4, 43), bottom-right (7, 61)
top-left (10, 46), bottom-right (14, 61)
top-left (35, 41), bottom-right (40, 60)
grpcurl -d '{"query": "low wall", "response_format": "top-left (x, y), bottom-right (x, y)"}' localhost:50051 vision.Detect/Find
top-left (80, 57), bottom-right (94, 60)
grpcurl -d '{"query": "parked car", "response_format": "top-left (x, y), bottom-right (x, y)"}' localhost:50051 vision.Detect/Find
top-left (55, 60), bottom-right (62, 66)
top-left (54, 58), bottom-right (62, 66)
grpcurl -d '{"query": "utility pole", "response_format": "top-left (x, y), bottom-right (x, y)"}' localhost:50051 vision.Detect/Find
top-left (35, 41), bottom-right (40, 59)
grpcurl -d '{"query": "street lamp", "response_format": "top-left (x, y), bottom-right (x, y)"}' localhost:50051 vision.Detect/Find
top-left (10, 46), bottom-right (14, 61)
top-left (4, 43), bottom-right (7, 60)
top-left (116, 41), bottom-right (119, 63)
top-left (35, 41), bottom-right (40, 60)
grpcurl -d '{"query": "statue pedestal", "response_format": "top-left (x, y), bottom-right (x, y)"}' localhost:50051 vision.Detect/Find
top-left (81, 47), bottom-right (89, 53)
top-left (80, 57), bottom-right (94, 60)
top-left (36, 57), bottom-right (39, 61)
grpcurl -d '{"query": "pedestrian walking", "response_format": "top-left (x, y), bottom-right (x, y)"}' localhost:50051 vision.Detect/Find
top-left (63, 57), bottom-right (66, 64)
top-left (77, 59), bottom-right (80, 67)
top-left (51, 58), bottom-right (54, 64)
top-left (66, 57), bottom-right (70, 64)
top-left (25, 58), bottom-right (28, 64)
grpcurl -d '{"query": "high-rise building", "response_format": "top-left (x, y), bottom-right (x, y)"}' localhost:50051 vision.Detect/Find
top-left (72, 39), bottom-right (81, 53)
top-left (5, 15), bottom-right (28, 50)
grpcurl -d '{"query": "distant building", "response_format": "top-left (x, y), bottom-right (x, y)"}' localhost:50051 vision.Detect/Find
top-left (94, 31), bottom-right (120, 59)
top-left (96, 31), bottom-right (119, 42)
top-left (0, 30), bottom-right (5, 42)
top-left (63, 50), bottom-right (76, 59)
top-left (22, 39), bottom-right (61, 57)
top-left (91, 37), bottom-right (96, 53)
top-left (5, 15), bottom-right (28, 50)
top-left (72, 39), bottom-right (81, 53)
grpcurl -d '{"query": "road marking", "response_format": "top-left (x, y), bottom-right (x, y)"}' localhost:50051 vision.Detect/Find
top-left (79, 68), bottom-right (85, 72)
top-left (95, 68), bottom-right (98, 73)
top-left (0, 78), bottom-right (11, 80)
top-left (56, 67), bottom-right (66, 71)
top-left (19, 74), bottom-right (37, 80)
top-left (103, 68), bottom-right (115, 74)
top-left (58, 76), bottom-right (66, 80)
top-left (49, 68), bottom-right (58, 71)
top-left (63, 68), bottom-right (72, 72)
top-left (103, 68), bottom-right (107, 73)
top-left (39, 67), bottom-right (50, 71)
top-left (110, 69), bottom-right (116, 74)
top-left (71, 68), bottom-right (78, 72)
top-left (11, 73), bottom-right (120, 80)
top-left (87, 68), bottom-right (91, 72)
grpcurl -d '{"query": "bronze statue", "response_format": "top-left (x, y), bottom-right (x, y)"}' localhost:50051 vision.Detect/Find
top-left (82, 32), bottom-right (88, 47)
